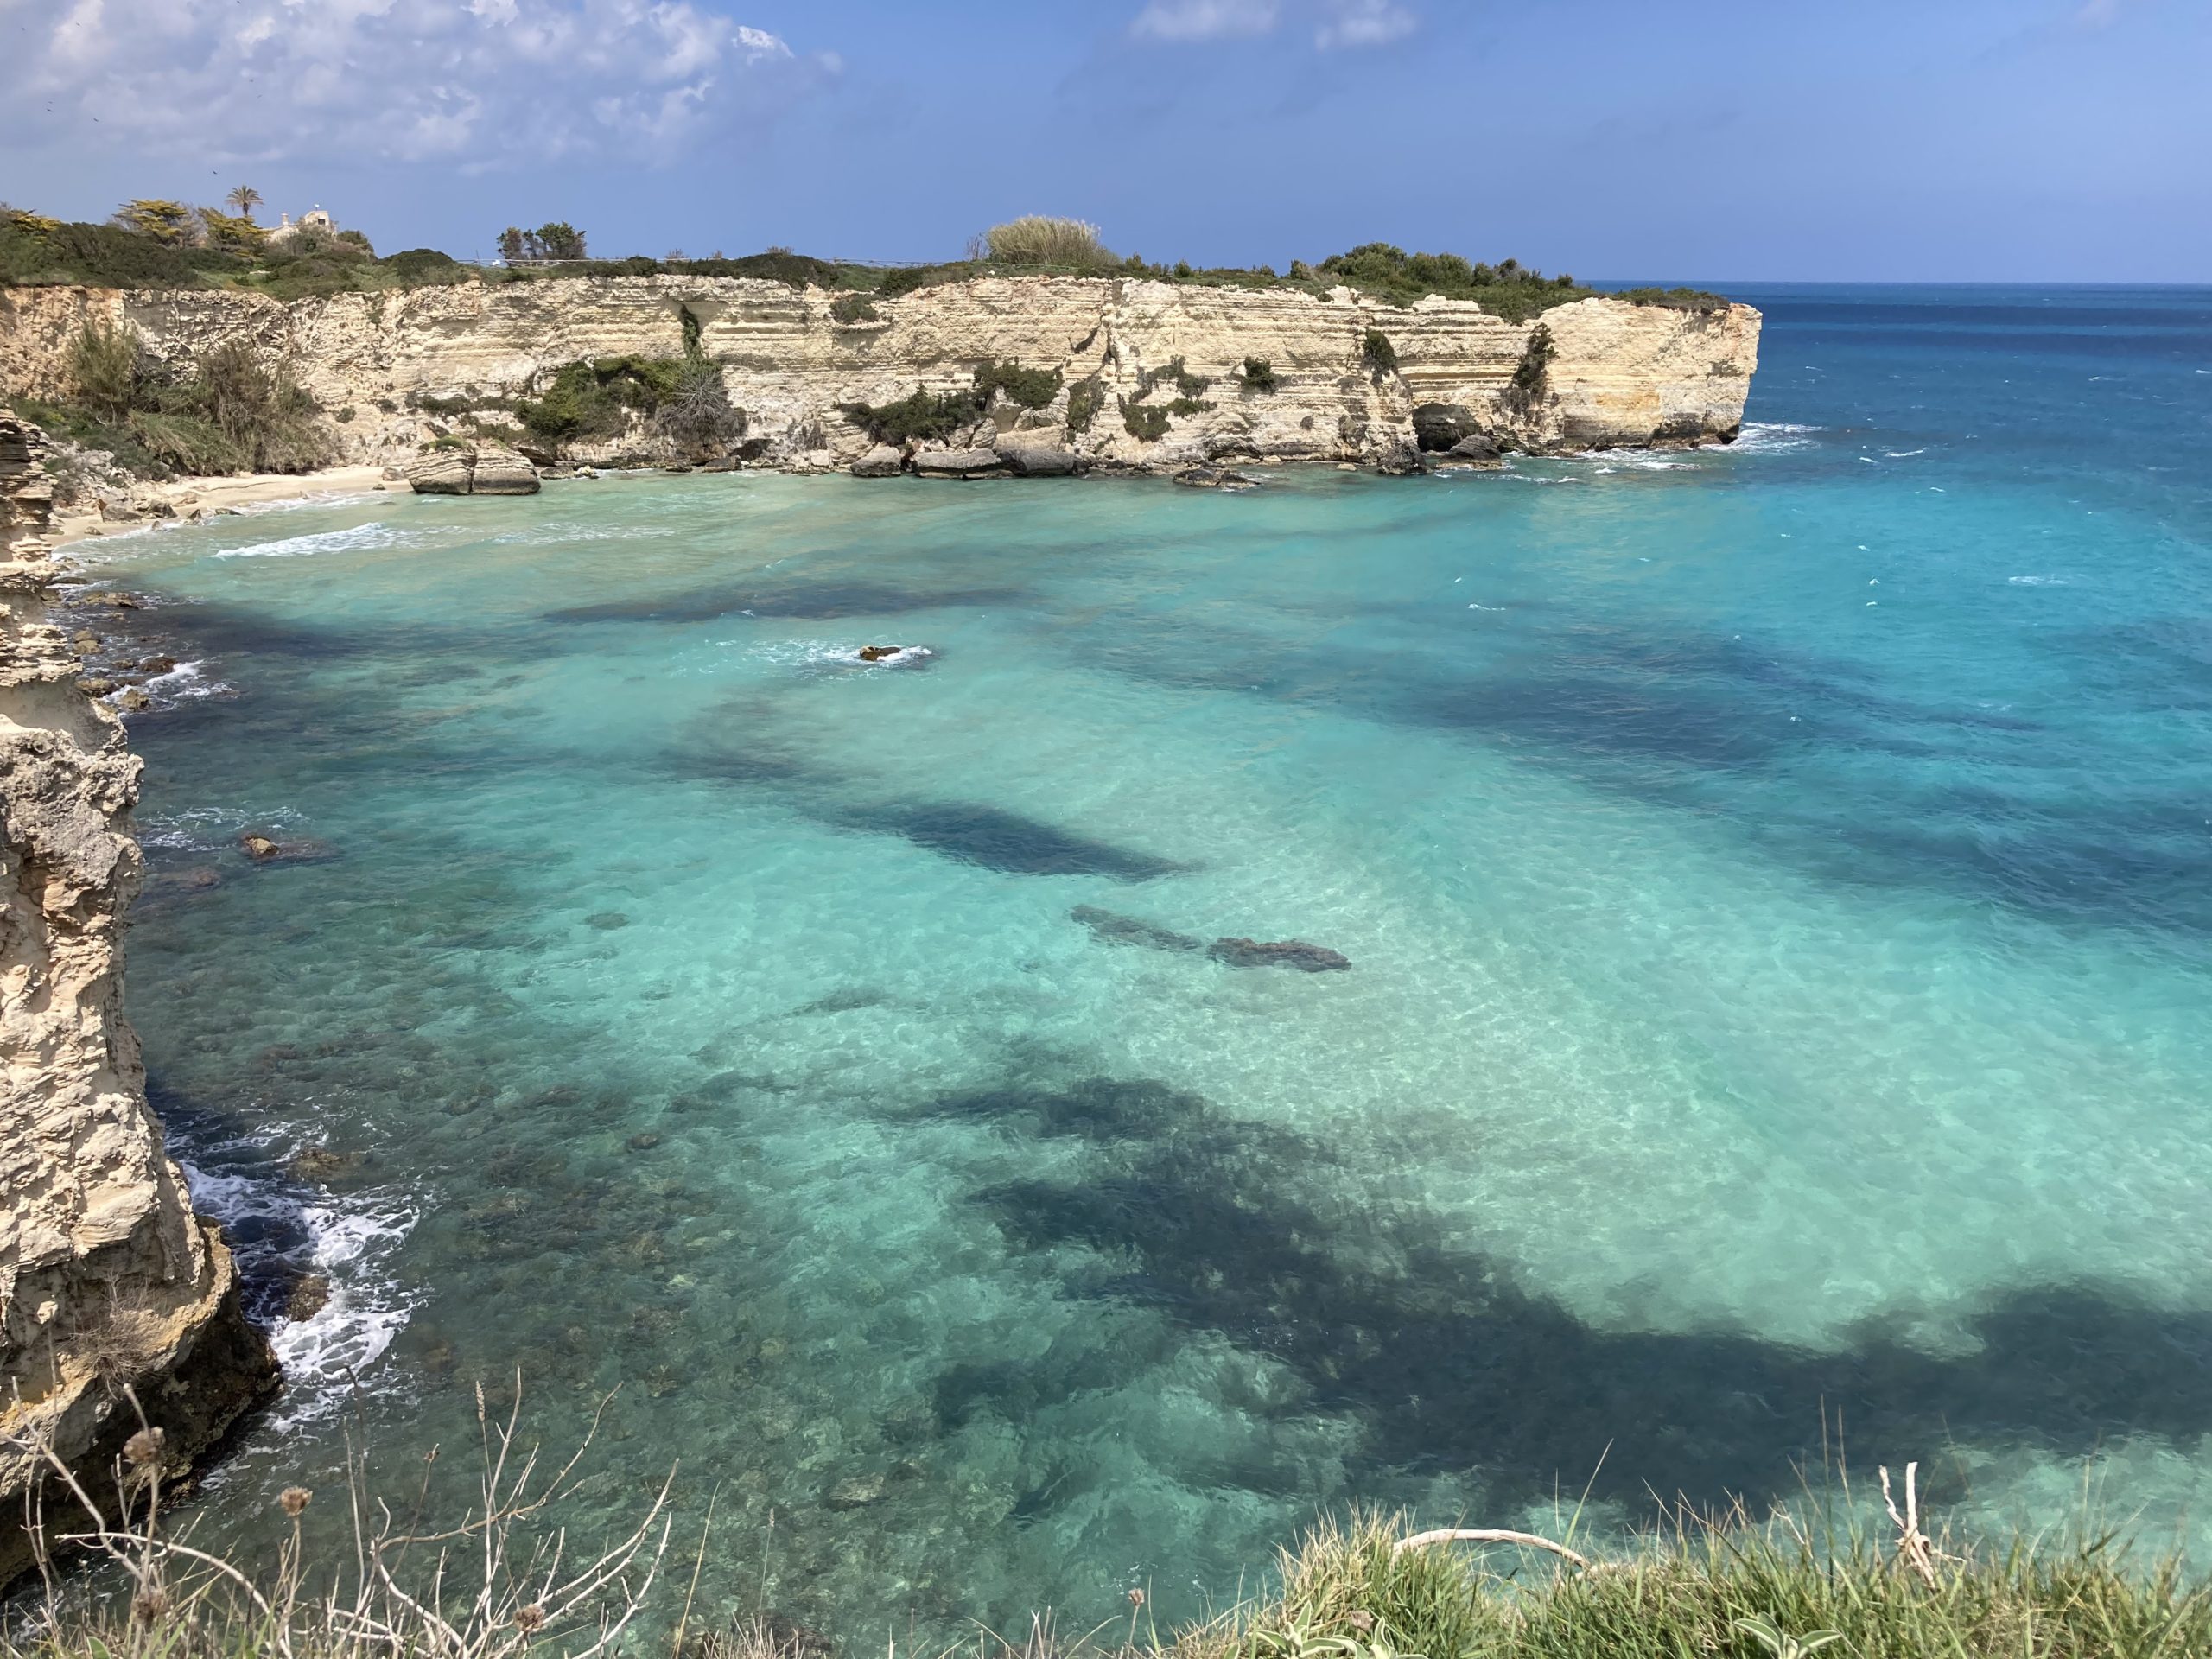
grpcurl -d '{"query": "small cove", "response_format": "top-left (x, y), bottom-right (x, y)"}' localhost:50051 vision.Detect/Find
top-left (85, 283), bottom-right (2212, 1641)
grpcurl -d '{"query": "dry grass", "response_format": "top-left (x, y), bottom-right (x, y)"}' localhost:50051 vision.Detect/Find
top-left (4, 1380), bottom-right (672, 1659)
top-left (975, 219), bottom-right (1116, 270)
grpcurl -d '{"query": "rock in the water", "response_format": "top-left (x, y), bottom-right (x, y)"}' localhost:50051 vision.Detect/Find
top-left (76, 677), bottom-right (115, 697)
top-left (851, 444), bottom-right (904, 478)
top-left (239, 835), bottom-right (282, 860)
top-left (1001, 444), bottom-right (1077, 477)
top-left (116, 686), bottom-right (151, 711)
top-left (289, 1147), bottom-right (367, 1184)
top-left (586, 910), bottom-right (630, 930)
top-left (1070, 905), bottom-right (1205, 954)
top-left (857, 645), bottom-right (901, 662)
top-left (404, 442), bottom-right (541, 496)
top-left (912, 447), bottom-right (1006, 479)
top-left (849, 645), bottom-right (931, 667)
top-left (1448, 433), bottom-right (1501, 461)
top-left (283, 1272), bottom-right (332, 1323)
top-left (1208, 937), bottom-right (1352, 972)
top-left (626, 1132), bottom-right (662, 1152)
top-left (824, 1472), bottom-right (887, 1510)
top-left (469, 446), bottom-right (540, 495)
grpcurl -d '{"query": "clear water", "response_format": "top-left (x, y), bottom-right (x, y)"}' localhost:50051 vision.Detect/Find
top-left (82, 284), bottom-right (2212, 1639)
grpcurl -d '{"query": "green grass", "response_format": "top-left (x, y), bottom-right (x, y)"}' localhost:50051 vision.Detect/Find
top-left (1168, 1507), bottom-right (2212, 1659)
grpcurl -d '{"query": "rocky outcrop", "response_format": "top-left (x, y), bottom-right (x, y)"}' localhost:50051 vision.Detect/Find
top-left (402, 440), bottom-right (539, 495)
top-left (0, 276), bottom-right (1759, 478)
top-left (0, 410), bottom-right (276, 1585)
top-left (0, 415), bottom-right (55, 559)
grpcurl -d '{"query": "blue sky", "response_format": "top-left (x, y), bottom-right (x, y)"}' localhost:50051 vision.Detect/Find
top-left (3, 0), bottom-right (2205, 281)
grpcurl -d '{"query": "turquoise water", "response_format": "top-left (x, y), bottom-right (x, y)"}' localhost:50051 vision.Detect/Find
top-left (87, 285), bottom-right (2212, 1637)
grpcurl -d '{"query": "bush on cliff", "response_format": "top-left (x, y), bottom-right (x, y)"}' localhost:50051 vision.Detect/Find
top-left (979, 216), bottom-right (1116, 269)
top-left (1511, 321), bottom-right (1557, 394)
top-left (514, 356), bottom-right (690, 442)
top-left (40, 323), bottom-right (334, 477)
top-left (838, 387), bottom-right (981, 447)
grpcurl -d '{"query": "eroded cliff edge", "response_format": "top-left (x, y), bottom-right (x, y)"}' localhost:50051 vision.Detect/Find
top-left (0, 275), bottom-right (1759, 474)
top-left (0, 409), bottom-right (276, 1584)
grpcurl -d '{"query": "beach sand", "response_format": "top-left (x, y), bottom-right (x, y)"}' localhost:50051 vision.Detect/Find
top-left (50, 465), bottom-right (392, 550)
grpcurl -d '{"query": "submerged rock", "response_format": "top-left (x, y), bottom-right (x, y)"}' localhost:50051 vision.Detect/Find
top-left (283, 1272), bottom-right (332, 1323)
top-left (1208, 936), bottom-right (1352, 972)
top-left (1070, 905), bottom-right (1204, 953)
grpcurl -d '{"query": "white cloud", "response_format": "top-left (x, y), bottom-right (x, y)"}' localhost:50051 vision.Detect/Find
top-left (1128, 0), bottom-right (1414, 49)
top-left (1314, 0), bottom-right (1416, 48)
top-left (3, 0), bottom-right (827, 167)
top-left (1130, 0), bottom-right (1283, 42)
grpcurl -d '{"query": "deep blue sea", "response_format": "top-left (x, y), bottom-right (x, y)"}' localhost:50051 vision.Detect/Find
top-left (86, 284), bottom-right (2212, 1638)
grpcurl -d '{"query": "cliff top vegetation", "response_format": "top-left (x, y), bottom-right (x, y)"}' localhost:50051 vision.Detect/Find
top-left (2, 206), bottom-right (1727, 320)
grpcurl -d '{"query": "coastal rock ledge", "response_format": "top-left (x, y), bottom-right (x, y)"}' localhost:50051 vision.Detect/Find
top-left (0, 408), bottom-right (277, 1586)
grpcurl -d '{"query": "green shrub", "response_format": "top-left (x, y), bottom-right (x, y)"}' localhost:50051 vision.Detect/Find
top-left (1362, 328), bottom-right (1398, 373)
top-left (188, 338), bottom-right (334, 471)
top-left (1065, 376), bottom-right (1105, 434)
top-left (1317, 242), bottom-right (1599, 320)
top-left (838, 386), bottom-right (981, 446)
top-left (1136, 356), bottom-right (1211, 400)
top-left (975, 359), bottom-right (1062, 410)
top-left (383, 247), bottom-right (463, 285)
top-left (336, 405), bottom-right (356, 423)
top-left (69, 321), bottom-right (143, 422)
top-left (514, 356), bottom-right (690, 442)
top-left (1123, 404), bottom-right (1172, 442)
top-left (830, 292), bottom-right (880, 324)
top-left (1512, 321), bottom-right (1557, 393)
top-left (1241, 357), bottom-right (1280, 393)
top-left (1617, 284), bottom-right (1732, 314)
top-left (0, 215), bottom-right (232, 289)
top-left (982, 215), bottom-right (1114, 268)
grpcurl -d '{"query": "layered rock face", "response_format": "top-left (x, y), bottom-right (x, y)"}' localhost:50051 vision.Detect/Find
top-left (0, 276), bottom-right (1759, 474)
top-left (0, 408), bottom-right (276, 1584)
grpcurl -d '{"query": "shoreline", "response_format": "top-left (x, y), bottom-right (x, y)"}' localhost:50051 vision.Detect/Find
top-left (49, 463), bottom-right (390, 550)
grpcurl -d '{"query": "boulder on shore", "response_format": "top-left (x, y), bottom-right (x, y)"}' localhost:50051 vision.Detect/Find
top-left (912, 447), bottom-right (1006, 479)
top-left (1001, 445), bottom-right (1078, 478)
top-left (1208, 937), bottom-right (1352, 972)
top-left (851, 444), bottom-right (905, 478)
top-left (404, 442), bottom-right (541, 496)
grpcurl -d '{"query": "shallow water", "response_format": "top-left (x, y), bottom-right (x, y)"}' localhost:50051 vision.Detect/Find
top-left (84, 283), bottom-right (2212, 1638)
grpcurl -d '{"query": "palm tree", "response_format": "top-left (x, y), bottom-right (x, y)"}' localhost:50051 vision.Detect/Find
top-left (226, 185), bottom-right (263, 224)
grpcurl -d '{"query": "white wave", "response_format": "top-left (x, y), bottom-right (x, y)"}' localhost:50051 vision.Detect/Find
top-left (1730, 423), bottom-right (1821, 454)
top-left (184, 1157), bottom-right (420, 1427)
top-left (486, 523), bottom-right (674, 547)
top-left (2007, 575), bottom-right (2073, 587)
top-left (1578, 449), bottom-right (1700, 471)
top-left (138, 803), bottom-right (307, 849)
top-left (1885, 448), bottom-right (1928, 458)
top-left (213, 521), bottom-right (414, 560)
top-left (1859, 456), bottom-right (1880, 465)
top-left (1465, 602), bottom-right (1505, 612)
top-left (128, 660), bottom-right (234, 708)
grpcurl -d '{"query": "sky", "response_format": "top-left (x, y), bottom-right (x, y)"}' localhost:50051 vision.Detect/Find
top-left (0, 0), bottom-right (2205, 283)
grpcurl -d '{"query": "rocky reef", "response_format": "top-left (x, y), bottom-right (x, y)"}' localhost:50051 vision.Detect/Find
top-left (0, 275), bottom-right (1759, 479)
top-left (0, 407), bottom-right (276, 1585)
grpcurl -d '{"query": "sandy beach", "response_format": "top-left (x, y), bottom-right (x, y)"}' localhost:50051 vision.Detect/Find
top-left (49, 463), bottom-right (391, 550)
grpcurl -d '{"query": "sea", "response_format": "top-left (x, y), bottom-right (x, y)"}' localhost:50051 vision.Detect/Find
top-left (73, 283), bottom-right (2212, 1640)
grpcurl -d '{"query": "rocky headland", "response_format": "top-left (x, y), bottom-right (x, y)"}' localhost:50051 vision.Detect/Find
top-left (0, 407), bottom-right (276, 1584)
top-left (0, 274), bottom-right (1760, 483)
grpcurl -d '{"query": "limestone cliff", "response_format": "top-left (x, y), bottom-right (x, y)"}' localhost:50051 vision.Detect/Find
top-left (0, 276), bottom-right (1758, 475)
top-left (0, 408), bottom-right (276, 1584)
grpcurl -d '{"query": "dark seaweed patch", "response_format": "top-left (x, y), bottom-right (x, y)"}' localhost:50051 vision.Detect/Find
top-left (838, 803), bottom-right (1186, 880)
